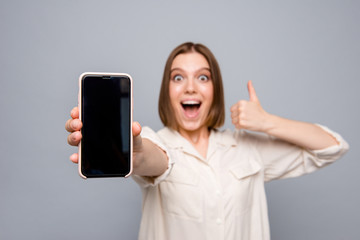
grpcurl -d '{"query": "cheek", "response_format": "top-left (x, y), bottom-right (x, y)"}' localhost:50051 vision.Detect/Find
top-left (200, 84), bottom-right (214, 105)
top-left (169, 83), bottom-right (183, 99)
top-left (169, 83), bottom-right (182, 107)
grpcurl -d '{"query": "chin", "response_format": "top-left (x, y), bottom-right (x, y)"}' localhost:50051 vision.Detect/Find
top-left (178, 121), bottom-right (206, 132)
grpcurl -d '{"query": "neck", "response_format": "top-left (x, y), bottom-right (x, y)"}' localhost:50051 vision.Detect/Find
top-left (179, 126), bottom-right (209, 144)
top-left (178, 126), bottom-right (210, 158)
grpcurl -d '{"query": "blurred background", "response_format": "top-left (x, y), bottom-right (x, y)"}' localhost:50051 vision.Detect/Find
top-left (0, 0), bottom-right (359, 239)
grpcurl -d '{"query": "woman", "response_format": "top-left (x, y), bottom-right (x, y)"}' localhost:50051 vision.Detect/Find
top-left (66, 42), bottom-right (349, 240)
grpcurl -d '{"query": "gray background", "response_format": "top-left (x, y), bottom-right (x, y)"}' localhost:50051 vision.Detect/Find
top-left (0, 0), bottom-right (358, 239)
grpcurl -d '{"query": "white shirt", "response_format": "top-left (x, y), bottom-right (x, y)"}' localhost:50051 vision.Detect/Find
top-left (133, 125), bottom-right (349, 240)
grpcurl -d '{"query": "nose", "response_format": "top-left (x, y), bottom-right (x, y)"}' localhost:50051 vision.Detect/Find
top-left (185, 78), bottom-right (196, 93)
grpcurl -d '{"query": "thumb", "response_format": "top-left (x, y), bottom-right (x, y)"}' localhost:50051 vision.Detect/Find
top-left (132, 121), bottom-right (143, 150)
top-left (132, 121), bottom-right (142, 137)
top-left (247, 80), bottom-right (259, 102)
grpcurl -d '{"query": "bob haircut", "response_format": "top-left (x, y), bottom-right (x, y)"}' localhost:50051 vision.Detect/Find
top-left (158, 42), bottom-right (225, 130)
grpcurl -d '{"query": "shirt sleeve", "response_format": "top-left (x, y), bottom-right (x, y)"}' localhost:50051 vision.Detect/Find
top-left (251, 124), bottom-right (349, 182)
top-left (132, 126), bottom-right (174, 188)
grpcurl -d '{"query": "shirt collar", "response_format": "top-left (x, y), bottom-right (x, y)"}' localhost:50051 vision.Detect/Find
top-left (211, 128), bottom-right (238, 147)
top-left (159, 127), bottom-right (237, 149)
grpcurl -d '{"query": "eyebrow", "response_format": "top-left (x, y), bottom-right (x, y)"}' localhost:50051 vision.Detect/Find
top-left (170, 67), bottom-right (211, 73)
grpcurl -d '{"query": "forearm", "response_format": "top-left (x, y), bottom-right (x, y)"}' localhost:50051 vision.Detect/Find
top-left (264, 114), bottom-right (339, 150)
top-left (132, 139), bottom-right (168, 177)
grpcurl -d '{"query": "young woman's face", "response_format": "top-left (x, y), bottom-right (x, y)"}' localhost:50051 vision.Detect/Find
top-left (169, 52), bottom-right (214, 133)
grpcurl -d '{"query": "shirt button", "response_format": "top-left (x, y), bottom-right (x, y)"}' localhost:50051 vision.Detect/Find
top-left (216, 218), bottom-right (222, 225)
top-left (216, 190), bottom-right (221, 196)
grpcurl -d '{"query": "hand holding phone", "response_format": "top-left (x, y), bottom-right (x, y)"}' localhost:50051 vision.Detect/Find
top-left (66, 107), bottom-right (82, 162)
top-left (78, 72), bottom-right (133, 178)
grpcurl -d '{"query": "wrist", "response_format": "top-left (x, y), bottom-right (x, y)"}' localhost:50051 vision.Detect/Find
top-left (262, 113), bottom-right (279, 135)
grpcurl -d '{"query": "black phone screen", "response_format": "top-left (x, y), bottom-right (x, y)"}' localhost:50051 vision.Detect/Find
top-left (80, 74), bottom-right (131, 177)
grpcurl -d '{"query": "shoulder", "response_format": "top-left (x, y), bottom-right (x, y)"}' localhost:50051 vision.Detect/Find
top-left (140, 126), bottom-right (168, 149)
top-left (212, 128), bottom-right (270, 146)
top-left (141, 126), bottom-right (181, 147)
top-left (141, 126), bottom-right (171, 138)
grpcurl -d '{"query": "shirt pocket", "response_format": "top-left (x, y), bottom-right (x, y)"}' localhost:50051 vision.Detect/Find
top-left (229, 159), bottom-right (261, 215)
top-left (159, 164), bottom-right (202, 222)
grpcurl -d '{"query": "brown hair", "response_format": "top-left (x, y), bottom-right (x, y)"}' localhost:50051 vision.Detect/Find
top-left (158, 42), bottom-right (225, 130)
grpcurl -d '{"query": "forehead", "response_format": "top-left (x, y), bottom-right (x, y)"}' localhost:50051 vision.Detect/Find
top-left (171, 52), bottom-right (210, 71)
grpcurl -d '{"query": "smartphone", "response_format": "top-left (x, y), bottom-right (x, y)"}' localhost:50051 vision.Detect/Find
top-left (78, 72), bottom-right (133, 178)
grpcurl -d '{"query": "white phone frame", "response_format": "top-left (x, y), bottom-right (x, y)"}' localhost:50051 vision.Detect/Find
top-left (78, 72), bottom-right (133, 179)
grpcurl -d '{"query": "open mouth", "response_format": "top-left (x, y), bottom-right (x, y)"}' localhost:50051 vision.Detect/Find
top-left (181, 100), bottom-right (201, 118)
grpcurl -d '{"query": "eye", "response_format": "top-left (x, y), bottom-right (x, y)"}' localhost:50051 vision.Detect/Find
top-left (172, 74), bottom-right (183, 82)
top-left (198, 74), bottom-right (209, 81)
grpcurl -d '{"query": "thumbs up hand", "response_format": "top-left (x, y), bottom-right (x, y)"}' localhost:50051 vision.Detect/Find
top-left (231, 81), bottom-right (271, 132)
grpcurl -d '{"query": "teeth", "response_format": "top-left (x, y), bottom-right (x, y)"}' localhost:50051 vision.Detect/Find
top-left (182, 100), bottom-right (200, 105)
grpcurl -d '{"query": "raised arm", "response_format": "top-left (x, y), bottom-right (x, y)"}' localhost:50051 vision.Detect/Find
top-left (230, 81), bottom-right (339, 150)
top-left (131, 122), bottom-right (168, 176)
top-left (65, 107), bottom-right (168, 177)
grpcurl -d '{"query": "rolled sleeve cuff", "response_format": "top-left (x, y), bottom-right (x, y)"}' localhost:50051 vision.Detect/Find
top-left (309, 124), bottom-right (350, 162)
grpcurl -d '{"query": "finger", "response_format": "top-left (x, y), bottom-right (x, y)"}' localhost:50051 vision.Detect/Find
top-left (230, 108), bottom-right (240, 118)
top-left (230, 103), bottom-right (238, 113)
top-left (247, 80), bottom-right (259, 102)
top-left (231, 100), bottom-right (246, 112)
top-left (233, 118), bottom-right (242, 130)
top-left (70, 153), bottom-right (79, 164)
top-left (70, 107), bottom-right (79, 119)
top-left (67, 131), bottom-right (82, 146)
top-left (231, 115), bottom-right (239, 125)
top-left (65, 119), bottom-right (83, 132)
top-left (132, 121), bottom-right (142, 137)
